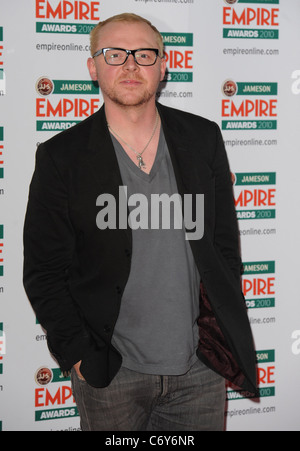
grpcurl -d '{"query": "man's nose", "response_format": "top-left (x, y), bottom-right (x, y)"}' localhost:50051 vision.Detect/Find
top-left (123, 54), bottom-right (139, 70)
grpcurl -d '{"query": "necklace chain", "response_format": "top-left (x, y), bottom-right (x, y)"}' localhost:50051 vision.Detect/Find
top-left (107, 109), bottom-right (160, 170)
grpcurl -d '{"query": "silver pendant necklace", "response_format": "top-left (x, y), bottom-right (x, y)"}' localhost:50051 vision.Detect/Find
top-left (107, 109), bottom-right (160, 170)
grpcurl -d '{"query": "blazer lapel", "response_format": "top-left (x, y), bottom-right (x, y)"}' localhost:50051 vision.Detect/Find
top-left (157, 103), bottom-right (215, 275)
top-left (157, 103), bottom-right (189, 196)
top-left (87, 106), bottom-right (123, 185)
top-left (158, 103), bottom-right (215, 191)
top-left (86, 105), bottom-right (132, 247)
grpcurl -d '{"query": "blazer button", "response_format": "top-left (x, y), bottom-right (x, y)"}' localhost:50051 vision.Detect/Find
top-left (104, 325), bottom-right (111, 334)
top-left (116, 286), bottom-right (122, 295)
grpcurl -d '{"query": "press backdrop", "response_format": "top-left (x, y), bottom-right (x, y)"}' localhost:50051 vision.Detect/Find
top-left (0, 0), bottom-right (300, 431)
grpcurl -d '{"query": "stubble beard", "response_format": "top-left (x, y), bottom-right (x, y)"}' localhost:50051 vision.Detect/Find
top-left (112, 91), bottom-right (154, 108)
top-left (101, 78), bottom-right (157, 109)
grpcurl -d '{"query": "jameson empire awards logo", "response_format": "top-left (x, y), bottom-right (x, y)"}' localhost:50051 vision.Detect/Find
top-left (35, 76), bottom-right (100, 131)
top-left (222, 80), bottom-right (278, 130)
top-left (227, 349), bottom-right (275, 401)
top-left (161, 32), bottom-right (194, 83)
top-left (242, 260), bottom-right (276, 310)
top-left (34, 367), bottom-right (79, 421)
top-left (232, 172), bottom-right (276, 220)
top-left (223, 0), bottom-right (280, 40)
top-left (35, 0), bottom-right (100, 34)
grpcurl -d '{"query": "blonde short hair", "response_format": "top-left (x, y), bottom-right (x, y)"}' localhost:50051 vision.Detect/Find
top-left (90, 13), bottom-right (164, 58)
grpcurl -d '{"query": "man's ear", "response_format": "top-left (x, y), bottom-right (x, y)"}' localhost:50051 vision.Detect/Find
top-left (87, 57), bottom-right (98, 81)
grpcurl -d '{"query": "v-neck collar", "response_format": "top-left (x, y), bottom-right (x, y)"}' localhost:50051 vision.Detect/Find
top-left (110, 127), bottom-right (166, 183)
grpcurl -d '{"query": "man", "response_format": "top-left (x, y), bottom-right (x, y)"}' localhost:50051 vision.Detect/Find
top-left (23, 13), bottom-right (257, 431)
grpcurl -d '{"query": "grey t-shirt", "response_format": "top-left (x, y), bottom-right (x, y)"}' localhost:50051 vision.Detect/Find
top-left (110, 128), bottom-right (201, 375)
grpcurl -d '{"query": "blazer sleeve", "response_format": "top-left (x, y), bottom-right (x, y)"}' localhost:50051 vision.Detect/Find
top-left (211, 123), bottom-right (242, 282)
top-left (23, 144), bottom-right (90, 371)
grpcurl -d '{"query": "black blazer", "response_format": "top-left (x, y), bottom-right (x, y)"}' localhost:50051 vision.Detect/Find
top-left (23, 103), bottom-right (257, 394)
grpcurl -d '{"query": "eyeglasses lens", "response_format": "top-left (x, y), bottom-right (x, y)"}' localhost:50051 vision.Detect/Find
top-left (105, 49), bottom-right (157, 66)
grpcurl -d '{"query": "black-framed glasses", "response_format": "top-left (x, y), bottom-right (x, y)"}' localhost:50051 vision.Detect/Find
top-left (93, 48), bottom-right (160, 66)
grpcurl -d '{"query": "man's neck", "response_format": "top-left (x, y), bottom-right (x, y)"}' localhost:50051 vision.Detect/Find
top-left (104, 98), bottom-right (161, 174)
top-left (104, 99), bottom-right (158, 138)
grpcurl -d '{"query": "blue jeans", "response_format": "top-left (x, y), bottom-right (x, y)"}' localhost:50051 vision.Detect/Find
top-left (71, 358), bottom-right (226, 431)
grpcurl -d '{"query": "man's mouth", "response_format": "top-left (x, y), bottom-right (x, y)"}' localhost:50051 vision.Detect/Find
top-left (120, 79), bottom-right (143, 86)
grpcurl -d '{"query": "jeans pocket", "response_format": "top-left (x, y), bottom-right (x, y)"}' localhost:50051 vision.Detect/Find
top-left (72, 367), bottom-right (86, 384)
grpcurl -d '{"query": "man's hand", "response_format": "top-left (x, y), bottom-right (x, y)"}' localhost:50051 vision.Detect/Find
top-left (73, 360), bottom-right (85, 381)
